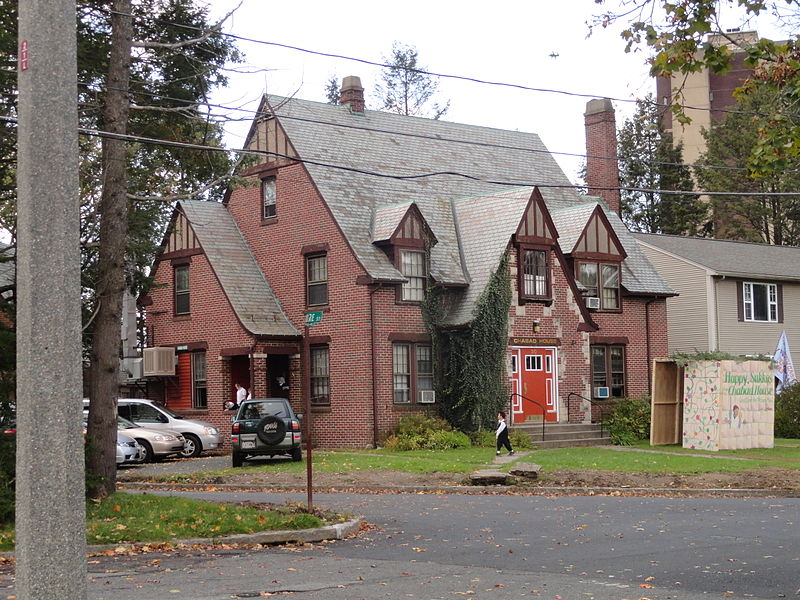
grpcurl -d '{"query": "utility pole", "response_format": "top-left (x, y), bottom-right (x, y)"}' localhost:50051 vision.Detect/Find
top-left (16, 1), bottom-right (85, 598)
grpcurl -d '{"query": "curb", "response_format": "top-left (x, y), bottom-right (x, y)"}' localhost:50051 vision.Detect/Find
top-left (118, 481), bottom-right (800, 498)
top-left (0, 518), bottom-right (362, 560)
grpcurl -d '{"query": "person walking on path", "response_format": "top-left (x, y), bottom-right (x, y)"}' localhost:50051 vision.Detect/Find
top-left (496, 411), bottom-right (514, 456)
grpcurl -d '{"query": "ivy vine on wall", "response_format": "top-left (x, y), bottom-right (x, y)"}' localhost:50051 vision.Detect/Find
top-left (423, 252), bottom-right (512, 432)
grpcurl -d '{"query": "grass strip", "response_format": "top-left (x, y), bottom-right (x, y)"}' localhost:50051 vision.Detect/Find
top-left (0, 492), bottom-right (327, 551)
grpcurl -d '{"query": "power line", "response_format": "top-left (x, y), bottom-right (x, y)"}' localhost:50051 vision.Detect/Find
top-left (75, 80), bottom-right (753, 175)
top-left (1, 113), bottom-right (795, 199)
top-left (76, 2), bottom-right (783, 121)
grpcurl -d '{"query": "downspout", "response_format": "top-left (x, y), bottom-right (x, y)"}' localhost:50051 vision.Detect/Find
top-left (248, 343), bottom-right (256, 396)
top-left (645, 298), bottom-right (656, 395)
top-left (369, 283), bottom-right (384, 448)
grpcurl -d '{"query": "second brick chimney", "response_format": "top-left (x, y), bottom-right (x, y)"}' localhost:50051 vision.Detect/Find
top-left (340, 75), bottom-right (365, 113)
top-left (584, 98), bottom-right (621, 214)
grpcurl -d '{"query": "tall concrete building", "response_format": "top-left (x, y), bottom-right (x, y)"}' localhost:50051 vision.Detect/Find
top-left (656, 30), bottom-right (759, 165)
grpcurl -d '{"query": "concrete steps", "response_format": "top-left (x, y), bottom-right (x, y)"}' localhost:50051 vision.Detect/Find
top-left (512, 422), bottom-right (611, 449)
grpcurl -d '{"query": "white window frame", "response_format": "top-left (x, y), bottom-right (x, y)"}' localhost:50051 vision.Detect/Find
top-left (400, 250), bottom-right (426, 302)
top-left (743, 282), bottom-right (778, 322)
top-left (262, 176), bottom-right (276, 219)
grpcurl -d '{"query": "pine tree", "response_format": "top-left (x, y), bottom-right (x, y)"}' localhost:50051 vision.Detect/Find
top-left (695, 89), bottom-right (800, 245)
top-left (617, 96), bottom-right (706, 234)
top-left (374, 42), bottom-right (449, 119)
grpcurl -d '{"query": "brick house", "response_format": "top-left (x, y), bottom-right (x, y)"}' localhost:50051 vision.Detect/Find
top-left (143, 78), bottom-right (674, 447)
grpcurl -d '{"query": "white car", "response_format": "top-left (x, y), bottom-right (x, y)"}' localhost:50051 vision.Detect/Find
top-left (116, 398), bottom-right (220, 458)
top-left (115, 431), bottom-right (141, 464)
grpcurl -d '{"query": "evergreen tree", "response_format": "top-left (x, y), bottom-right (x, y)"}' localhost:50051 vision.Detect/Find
top-left (324, 74), bottom-right (339, 104)
top-left (695, 89), bottom-right (800, 245)
top-left (617, 96), bottom-right (706, 234)
top-left (374, 42), bottom-right (449, 119)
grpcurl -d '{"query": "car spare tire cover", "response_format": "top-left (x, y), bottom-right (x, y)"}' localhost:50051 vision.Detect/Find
top-left (256, 416), bottom-right (286, 445)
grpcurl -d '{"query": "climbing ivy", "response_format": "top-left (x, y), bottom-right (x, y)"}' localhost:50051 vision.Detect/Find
top-left (423, 253), bottom-right (512, 432)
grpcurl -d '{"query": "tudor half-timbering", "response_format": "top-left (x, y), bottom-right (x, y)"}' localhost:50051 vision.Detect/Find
top-left (143, 78), bottom-right (674, 447)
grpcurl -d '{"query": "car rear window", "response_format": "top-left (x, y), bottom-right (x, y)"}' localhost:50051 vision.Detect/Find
top-left (240, 401), bottom-right (289, 420)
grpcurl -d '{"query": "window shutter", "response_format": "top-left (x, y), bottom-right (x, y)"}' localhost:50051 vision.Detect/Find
top-left (777, 283), bottom-right (784, 323)
top-left (736, 281), bottom-right (744, 322)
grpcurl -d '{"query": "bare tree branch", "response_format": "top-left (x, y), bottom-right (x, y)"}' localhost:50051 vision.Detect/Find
top-left (132, 1), bottom-right (242, 49)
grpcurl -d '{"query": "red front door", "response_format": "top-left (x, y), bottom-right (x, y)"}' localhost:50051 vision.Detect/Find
top-left (511, 347), bottom-right (557, 423)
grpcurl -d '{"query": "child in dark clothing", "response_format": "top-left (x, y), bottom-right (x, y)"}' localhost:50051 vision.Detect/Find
top-left (495, 411), bottom-right (514, 456)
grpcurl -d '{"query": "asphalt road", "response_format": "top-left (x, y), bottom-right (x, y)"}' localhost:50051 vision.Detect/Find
top-left (4, 489), bottom-right (796, 600)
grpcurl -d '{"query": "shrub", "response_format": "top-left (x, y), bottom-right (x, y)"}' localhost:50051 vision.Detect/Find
top-left (606, 397), bottom-right (651, 445)
top-left (470, 427), bottom-right (533, 449)
top-left (775, 383), bottom-right (800, 438)
top-left (383, 414), bottom-right (470, 451)
top-left (0, 434), bottom-right (14, 525)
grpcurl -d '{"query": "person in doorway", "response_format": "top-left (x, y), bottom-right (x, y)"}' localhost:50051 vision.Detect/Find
top-left (496, 411), bottom-right (514, 456)
top-left (235, 382), bottom-right (247, 407)
top-left (246, 387), bottom-right (252, 401)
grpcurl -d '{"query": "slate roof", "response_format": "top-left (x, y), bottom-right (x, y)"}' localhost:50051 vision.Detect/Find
top-left (267, 95), bottom-right (579, 287)
top-left (634, 233), bottom-right (800, 281)
top-left (178, 201), bottom-right (298, 337)
top-left (371, 201), bottom-right (413, 244)
top-left (241, 95), bottom-right (674, 323)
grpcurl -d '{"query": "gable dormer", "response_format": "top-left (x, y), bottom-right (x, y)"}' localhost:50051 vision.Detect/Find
top-left (158, 208), bottom-right (202, 260)
top-left (570, 206), bottom-right (627, 312)
top-left (513, 188), bottom-right (559, 302)
top-left (373, 202), bottom-right (437, 302)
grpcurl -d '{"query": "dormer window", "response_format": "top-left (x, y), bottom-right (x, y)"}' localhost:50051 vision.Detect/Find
top-left (521, 248), bottom-right (549, 299)
top-left (262, 176), bottom-right (276, 219)
top-left (400, 250), bottom-right (426, 302)
top-left (578, 262), bottom-right (620, 310)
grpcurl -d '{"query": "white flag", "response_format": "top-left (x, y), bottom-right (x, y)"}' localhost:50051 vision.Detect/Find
top-left (774, 331), bottom-right (796, 392)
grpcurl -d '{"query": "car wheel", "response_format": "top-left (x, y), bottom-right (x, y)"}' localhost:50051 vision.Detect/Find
top-left (256, 416), bottom-right (286, 445)
top-left (180, 433), bottom-right (202, 458)
top-left (232, 451), bottom-right (244, 468)
top-left (291, 447), bottom-right (302, 462)
top-left (137, 439), bottom-right (154, 463)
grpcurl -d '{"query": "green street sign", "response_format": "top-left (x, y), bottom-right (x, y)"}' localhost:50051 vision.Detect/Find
top-left (305, 311), bottom-right (323, 327)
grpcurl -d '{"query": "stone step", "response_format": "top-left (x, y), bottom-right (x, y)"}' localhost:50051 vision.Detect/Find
top-left (511, 423), bottom-right (612, 448)
top-left (533, 437), bottom-right (612, 449)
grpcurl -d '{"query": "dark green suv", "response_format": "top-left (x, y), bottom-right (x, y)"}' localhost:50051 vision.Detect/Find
top-left (230, 398), bottom-right (302, 467)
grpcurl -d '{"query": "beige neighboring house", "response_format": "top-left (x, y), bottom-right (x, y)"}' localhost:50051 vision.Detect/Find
top-left (634, 233), bottom-right (800, 356)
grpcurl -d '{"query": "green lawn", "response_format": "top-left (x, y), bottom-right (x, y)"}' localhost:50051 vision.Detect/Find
top-left (146, 441), bottom-right (800, 484)
top-left (0, 492), bottom-right (330, 552)
top-left (151, 447), bottom-right (495, 483)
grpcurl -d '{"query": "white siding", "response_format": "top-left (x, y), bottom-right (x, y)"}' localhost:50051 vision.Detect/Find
top-left (716, 279), bottom-right (800, 355)
top-left (639, 245), bottom-right (710, 353)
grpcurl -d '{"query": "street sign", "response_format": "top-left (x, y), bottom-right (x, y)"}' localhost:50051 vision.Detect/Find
top-left (305, 311), bottom-right (323, 327)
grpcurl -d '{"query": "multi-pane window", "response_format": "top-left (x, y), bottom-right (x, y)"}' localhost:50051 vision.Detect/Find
top-left (310, 345), bottom-right (330, 405)
top-left (306, 254), bottom-right (328, 306)
top-left (262, 176), bottom-right (276, 219)
top-left (743, 282), bottom-right (778, 322)
top-left (522, 249), bottom-right (548, 298)
top-left (400, 250), bottom-right (426, 302)
top-left (591, 345), bottom-right (625, 398)
top-left (174, 265), bottom-right (189, 315)
top-left (578, 262), bottom-right (620, 310)
top-left (392, 343), bottom-right (433, 403)
top-left (191, 351), bottom-right (207, 409)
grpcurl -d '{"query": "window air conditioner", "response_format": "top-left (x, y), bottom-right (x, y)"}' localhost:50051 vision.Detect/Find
top-left (418, 390), bottom-right (436, 404)
top-left (594, 387), bottom-right (610, 399)
top-left (119, 357), bottom-right (143, 382)
top-left (143, 346), bottom-right (176, 376)
top-left (585, 297), bottom-right (601, 309)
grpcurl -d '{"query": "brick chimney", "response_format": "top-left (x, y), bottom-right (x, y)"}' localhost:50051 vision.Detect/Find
top-left (584, 98), bottom-right (620, 214)
top-left (340, 75), bottom-right (365, 113)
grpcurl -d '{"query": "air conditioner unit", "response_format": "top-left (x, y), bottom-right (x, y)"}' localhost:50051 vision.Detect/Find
top-left (418, 390), bottom-right (436, 404)
top-left (119, 357), bottom-right (143, 382)
top-left (143, 346), bottom-right (176, 376)
top-left (594, 387), bottom-right (610, 399)
top-left (585, 297), bottom-right (601, 309)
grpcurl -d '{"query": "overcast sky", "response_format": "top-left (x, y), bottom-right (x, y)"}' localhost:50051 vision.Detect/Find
top-left (206, 0), bottom-right (789, 182)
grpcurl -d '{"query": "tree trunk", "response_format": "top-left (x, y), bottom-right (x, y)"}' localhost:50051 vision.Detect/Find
top-left (86, 0), bottom-right (133, 499)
